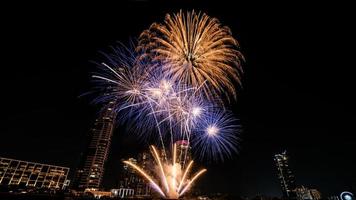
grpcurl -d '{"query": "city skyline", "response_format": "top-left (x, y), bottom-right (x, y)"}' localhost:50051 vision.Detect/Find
top-left (1, 1), bottom-right (355, 198)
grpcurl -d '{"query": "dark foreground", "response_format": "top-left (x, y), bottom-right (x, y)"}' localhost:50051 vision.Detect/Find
top-left (0, 193), bottom-right (153, 200)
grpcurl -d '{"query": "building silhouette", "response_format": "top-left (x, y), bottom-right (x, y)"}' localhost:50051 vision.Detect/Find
top-left (274, 151), bottom-right (296, 199)
top-left (0, 157), bottom-right (70, 190)
top-left (72, 102), bottom-right (116, 190)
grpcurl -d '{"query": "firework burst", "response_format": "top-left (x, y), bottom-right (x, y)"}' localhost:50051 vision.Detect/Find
top-left (137, 10), bottom-right (244, 103)
top-left (123, 144), bottom-right (206, 199)
top-left (92, 44), bottom-right (241, 161)
top-left (90, 9), bottom-right (244, 198)
top-left (193, 109), bottom-right (241, 162)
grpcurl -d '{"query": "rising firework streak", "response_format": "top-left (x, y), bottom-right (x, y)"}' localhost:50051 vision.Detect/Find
top-left (123, 145), bottom-right (206, 199)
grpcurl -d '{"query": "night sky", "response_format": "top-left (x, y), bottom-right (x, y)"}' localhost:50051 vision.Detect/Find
top-left (1, 1), bottom-right (355, 198)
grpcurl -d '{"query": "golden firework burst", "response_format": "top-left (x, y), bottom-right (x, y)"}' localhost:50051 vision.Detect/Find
top-left (137, 10), bottom-right (244, 103)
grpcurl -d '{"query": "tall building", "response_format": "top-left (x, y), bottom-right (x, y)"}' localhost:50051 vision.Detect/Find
top-left (135, 152), bottom-right (151, 196)
top-left (72, 102), bottom-right (116, 190)
top-left (274, 151), bottom-right (296, 199)
top-left (119, 153), bottom-right (151, 197)
top-left (120, 158), bottom-right (139, 189)
top-left (175, 140), bottom-right (191, 168)
top-left (0, 157), bottom-right (70, 190)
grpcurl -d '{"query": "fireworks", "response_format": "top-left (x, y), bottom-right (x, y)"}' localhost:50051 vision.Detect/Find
top-left (123, 144), bottom-right (206, 199)
top-left (138, 10), bottom-right (244, 102)
top-left (90, 10), bottom-right (244, 198)
top-left (193, 110), bottom-right (241, 162)
top-left (93, 48), bottom-right (239, 161)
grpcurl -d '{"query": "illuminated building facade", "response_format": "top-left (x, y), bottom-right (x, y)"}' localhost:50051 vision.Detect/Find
top-left (0, 157), bottom-right (69, 190)
top-left (111, 188), bottom-right (134, 198)
top-left (274, 151), bottom-right (296, 199)
top-left (134, 152), bottom-right (151, 196)
top-left (175, 140), bottom-right (191, 168)
top-left (294, 186), bottom-right (322, 200)
top-left (72, 102), bottom-right (116, 190)
top-left (119, 153), bottom-right (151, 197)
top-left (309, 189), bottom-right (322, 200)
top-left (120, 158), bottom-right (139, 189)
top-left (295, 186), bottom-right (313, 200)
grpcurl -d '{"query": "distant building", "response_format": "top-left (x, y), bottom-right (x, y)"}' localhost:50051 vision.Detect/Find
top-left (111, 188), bottom-right (135, 198)
top-left (295, 186), bottom-right (313, 200)
top-left (0, 157), bottom-right (70, 190)
top-left (309, 189), bottom-right (322, 200)
top-left (72, 102), bottom-right (116, 190)
top-left (274, 151), bottom-right (296, 199)
top-left (120, 158), bottom-right (139, 189)
top-left (119, 153), bottom-right (151, 197)
top-left (175, 140), bottom-right (191, 168)
top-left (135, 152), bottom-right (151, 196)
top-left (85, 189), bottom-right (113, 198)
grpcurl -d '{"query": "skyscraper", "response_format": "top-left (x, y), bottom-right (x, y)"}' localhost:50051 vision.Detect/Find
top-left (72, 102), bottom-right (116, 190)
top-left (120, 158), bottom-right (138, 190)
top-left (135, 152), bottom-right (151, 196)
top-left (119, 153), bottom-right (151, 197)
top-left (274, 151), bottom-right (296, 199)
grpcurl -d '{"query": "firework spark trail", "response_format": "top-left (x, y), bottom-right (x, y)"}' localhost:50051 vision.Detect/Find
top-left (92, 11), bottom-right (243, 196)
top-left (177, 160), bottom-right (194, 191)
top-left (148, 101), bottom-right (168, 159)
top-left (123, 160), bottom-right (166, 198)
top-left (151, 145), bottom-right (170, 193)
top-left (93, 57), bottom-right (240, 162)
top-left (170, 143), bottom-right (177, 192)
top-left (92, 75), bottom-right (119, 84)
top-left (179, 169), bottom-right (207, 196)
top-left (123, 145), bottom-right (206, 199)
top-left (92, 11), bottom-right (243, 164)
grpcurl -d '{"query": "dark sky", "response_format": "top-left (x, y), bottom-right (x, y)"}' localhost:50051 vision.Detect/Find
top-left (1, 1), bottom-right (355, 198)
